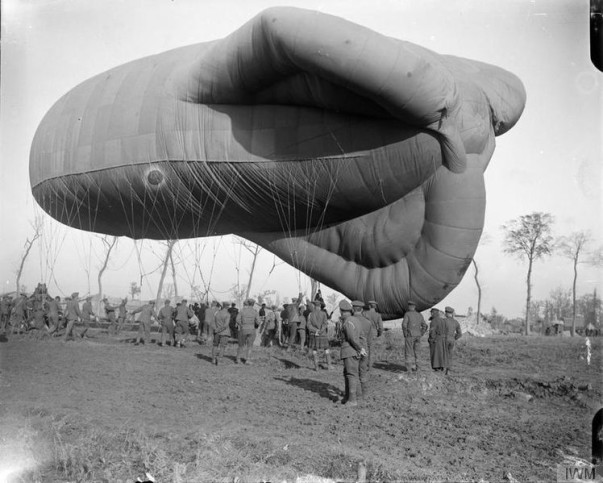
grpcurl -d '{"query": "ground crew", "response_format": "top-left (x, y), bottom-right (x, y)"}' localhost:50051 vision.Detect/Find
top-left (131, 300), bottom-right (156, 345)
top-left (212, 301), bottom-right (232, 365)
top-left (296, 304), bottom-right (308, 351)
top-left (174, 299), bottom-right (193, 347)
top-left (10, 294), bottom-right (28, 334)
top-left (286, 295), bottom-right (302, 349)
top-left (236, 298), bottom-right (260, 364)
top-left (81, 296), bottom-right (95, 338)
top-left (401, 301), bottom-right (428, 371)
top-left (103, 298), bottom-right (118, 335)
top-left (201, 301), bottom-right (219, 344)
top-left (47, 296), bottom-right (61, 334)
top-left (63, 292), bottom-right (82, 341)
top-left (428, 308), bottom-right (447, 371)
top-left (0, 296), bottom-right (12, 334)
top-left (339, 300), bottom-right (367, 407)
top-left (117, 299), bottom-right (128, 333)
top-left (364, 300), bottom-right (383, 370)
top-left (307, 300), bottom-right (332, 371)
top-left (157, 299), bottom-right (175, 346)
top-left (443, 306), bottom-right (462, 375)
top-left (352, 300), bottom-right (373, 401)
top-left (261, 305), bottom-right (279, 347)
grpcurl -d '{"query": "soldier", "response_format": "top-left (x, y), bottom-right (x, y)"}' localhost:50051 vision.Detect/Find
top-left (286, 296), bottom-right (301, 349)
top-left (63, 292), bottom-right (82, 341)
top-left (103, 298), bottom-right (118, 335)
top-left (228, 303), bottom-right (239, 339)
top-left (131, 300), bottom-right (156, 345)
top-left (307, 300), bottom-right (332, 371)
top-left (47, 295), bottom-right (62, 335)
top-left (364, 300), bottom-right (384, 371)
top-left (401, 301), bottom-right (428, 372)
top-left (428, 308), bottom-right (447, 371)
top-left (0, 296), bottom-right (12, 334)
top-left (117, 298), bottom-right (128, 333)
top-left (157, 299), bottom-right (175, 346)
top-left (174, 299), bottom-right (194, 348)
top-left (296, 304), bottom-right (308, 352)
top-left (443, 306), bottom-right (462, 375)
top-left (280, 304), bottom-right (289, 345)
top-left (338, 300), bottom-right (367, 407)
top-left (261, 305), bottom-right (279, 347)
top-left (201, 300), bottom-right (219, 344)
top-left (352, 300), bottom-right (374, 401)
top-left (212, 301), bottom-right (232, 365)
top-left (30, 292), bottom-right (48, 336)
top-left (10, 293), bottom-right (28, 334)
top-left (235, 298), bottom-right (260, 364)
top-left (80, 296), bottom-right (96, 339)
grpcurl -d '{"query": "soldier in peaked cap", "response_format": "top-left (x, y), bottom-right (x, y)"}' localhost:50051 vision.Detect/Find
top-left (351, 300), bottom-right (374, 401)
top-left (364, 300), bottom-right (383, 371)
top-left (443, 306), bottom-right (462, 375)
top-left (212, 301), bottom-right (232, 365)
top-left (80, 296), bottom-right (96, 339)
top-left (158, 299), bottom-right (175, 347)
top-left (235, 298), bottom-right (260, 364)
top-left (131, 300), bottom-right (157, 345)
top-left (401, 301), bottom-right (428, 371)
top-left (63, 292), bottom-right (82, 342)
top-left (428, 308), bottom-right (447, 371)
top-left (338, 300), bottom-right (367, 407)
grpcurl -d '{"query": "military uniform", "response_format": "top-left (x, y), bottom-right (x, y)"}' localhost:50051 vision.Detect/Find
top-left (261, 307), bottom-right (278, 347)
top-left (428, 309), bottom-right (447, 371)
top-left (104, 300), bottom-right (118, 335)
top-left (47, 297), bottom-right (61, 334)
top-left (401, 302), bottom-right (428, 371)
top-left (352, 301), bottom-right (374, 401)
top-left (157, 301), bottom-right (175, 346)
top-left (0, 297), bottom-right (12, 333)
top-left (174, 301), bottom-right (193, 347)
top-left (212, 304), bottom-right (232, 365)
top-left (236, 300), bottom-right (260, 364)
top-left (81, 299), bottom-right (95, 338)
top-left (202, 302), bottom-right (218, 342)
top-left (307, 301), bottom-right (331, 370)
top-left (296, 308), bottom-right (307, 351)
top-left (63, 293), bottom-right (82, 341)
top-left (132, 301), bottom-right (156, 345)
top-left (339, 301), bottom-right (365, 407)
top-left (117, 300), bottom-right (128, 333)
top-left (443, 307), bottom-right (462, 374)
top-left (364, 301), bottom-right (383, 370)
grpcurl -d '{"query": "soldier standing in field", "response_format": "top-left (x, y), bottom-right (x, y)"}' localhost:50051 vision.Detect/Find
top-left (428, 308), bottom-right (447, 371)
top-left (235, 298), bottom-right (260, 364)
top-left (63, 292), bottom-right (82, 342)
top-left (364, 300), bottom-right (383, 371)
top-left (443, 306), bottom-right (462, 375)
top-left (201, 300), bottom-right (219, 344)
top-left (132, 300), bottom-right (156, 345)
top-left (157, 299), bottom-right (175, 347)
top-left (307, 300), bottom-right (332, 371)
top-left (338, 300), bottom-right (367, 407)
top-left (116, 298), bottom-right (128, 333)
top-left (174, 299), bottom-right (194, 348)
top-left (401, 301), bottom-right (428, 372)
top-left (261, 305), bottom-right (279, 347)
top-left (103, 298), bottom-right (118, 335)
top-left (80, 296), bottom-right (96, 339)
top-left (47, 295), bottom-right (61, 335)
top-left (352, 300), bottom-right (374, 401)
top-left (212, 301), bottom-right (232, 365)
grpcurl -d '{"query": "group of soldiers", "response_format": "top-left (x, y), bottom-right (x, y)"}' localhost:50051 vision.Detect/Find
top-left (1, 284), bottom-right (462, 408)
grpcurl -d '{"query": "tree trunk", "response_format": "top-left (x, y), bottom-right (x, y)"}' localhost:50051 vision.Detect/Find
top-left (97, 236), bottom-right (117, 309)
top-left (472, 259), bottom-right (482, 325)
top-left (170, 250), bottom-right (178, 298)
top-left (244, 245), bottom-right (260, 300)
top-left (525, 256), bottom-right (533, 335)
top-left (16, 235), bottom-right (40, 293)
top-left (156, 241), bottom-right (175, 305)
top-left (571, 256), bottom-right (578, 336)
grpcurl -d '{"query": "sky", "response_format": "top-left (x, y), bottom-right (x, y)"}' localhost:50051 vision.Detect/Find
top-left (0, 0), bottom-right (601, 318)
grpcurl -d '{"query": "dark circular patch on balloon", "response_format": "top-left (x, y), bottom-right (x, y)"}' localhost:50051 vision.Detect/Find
top-left (147, 169), bottom-right (164, 186)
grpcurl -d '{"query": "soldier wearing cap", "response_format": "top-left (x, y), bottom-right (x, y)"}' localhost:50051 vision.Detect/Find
top-left (286, 293), bottom-right (303, 349)
top-left (307, 299), bottom-right (331, 370)
top-left (351, 300), bottom-right (374, 401)
top-left (131, 300), bottom-right (157, 345)
top-left (428, 308), bottom-right (447, 371)
top-left (174, 299), bottom-right (194, 348)
top-left (235, 298), bottom-right (260, 364)
top-left (364, 300), bottom-right (383, 371)
top-left (443, 306), bottom-right (462, 375)
top-left (338, 300), bottom-right (367, 407)
top-left (212, 301), bottom-right (232, 365)
top-left (200, 300), bottom-right (219, 344)
top-left (117, 298), bottom-right (128, 333)
top-left (157, 299), bottom-right (175, 347)
top-left (261, 304), bottom-right (279, 347)
top-left (401, 301), bottom-right (428, 372)
top-left (63, 292), bottom-right (82, 342)
top-left (80, 296), bottom-right (96, 339)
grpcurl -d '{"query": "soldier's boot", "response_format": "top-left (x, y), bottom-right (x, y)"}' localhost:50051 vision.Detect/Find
top-left (326, 351), bottom-right (333, 370)
top-left (245, 346), bottom-right (253, 364)
top-left (361, 382), bottom-right (369, 400)
top-left (341, 379), bottom-right (350, 404)
top-left (346, 379), bottom-right (358, 407)
top-left (313, 352), bottom-right (320, 371)
top-left (211, 346), bottom-right (218, 365)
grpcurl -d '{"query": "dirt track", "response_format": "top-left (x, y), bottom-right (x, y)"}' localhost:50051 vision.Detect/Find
top-left (0, 330), bottom-right (601, 482)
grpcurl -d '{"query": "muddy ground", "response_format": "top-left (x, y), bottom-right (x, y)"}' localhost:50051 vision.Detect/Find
top-left (0, 327), bottom-right (601, 482)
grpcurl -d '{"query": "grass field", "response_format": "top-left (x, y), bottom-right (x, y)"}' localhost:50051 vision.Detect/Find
top-left (0, 328), bottom-right (601, 482)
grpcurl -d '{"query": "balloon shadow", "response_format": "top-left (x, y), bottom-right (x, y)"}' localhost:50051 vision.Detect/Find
top-left (275, 376), bottom-right (341, 402)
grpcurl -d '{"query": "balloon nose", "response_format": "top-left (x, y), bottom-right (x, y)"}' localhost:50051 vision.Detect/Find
top-left (146, 169), bottom-right (165, 187)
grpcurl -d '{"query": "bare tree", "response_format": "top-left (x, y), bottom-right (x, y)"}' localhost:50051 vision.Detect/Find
top-left (557, 231), bottom-right (591, 336)
top-left (97, 236), bottom-right (118, 301)
top-left (129, 281), bottom-right (141, 300)
top-left (502, 212), bottom-right (554, 335)
top-left (15, 217), bottom-right (43, 293)
top-left (156, 240), bottom-right (177, 305)
top-left (472, 259), bottom-right (482, 325)
top-left (234, 237), bottom-right (263, 300)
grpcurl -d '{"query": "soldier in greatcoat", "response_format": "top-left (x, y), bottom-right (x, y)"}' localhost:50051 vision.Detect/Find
top-left (428, 308), bottom-right (447, 371)
top-left (401, 301), bottom-right (428, 371)
top-left (443, 306), bottom-right (462, 375)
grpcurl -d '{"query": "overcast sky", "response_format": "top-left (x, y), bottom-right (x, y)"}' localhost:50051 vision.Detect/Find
top-left (0, 0), bottom-right (601, 317)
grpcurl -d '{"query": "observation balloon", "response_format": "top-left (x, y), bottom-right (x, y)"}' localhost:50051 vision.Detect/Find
top-left (30, 7), bottom-right (526, 318)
